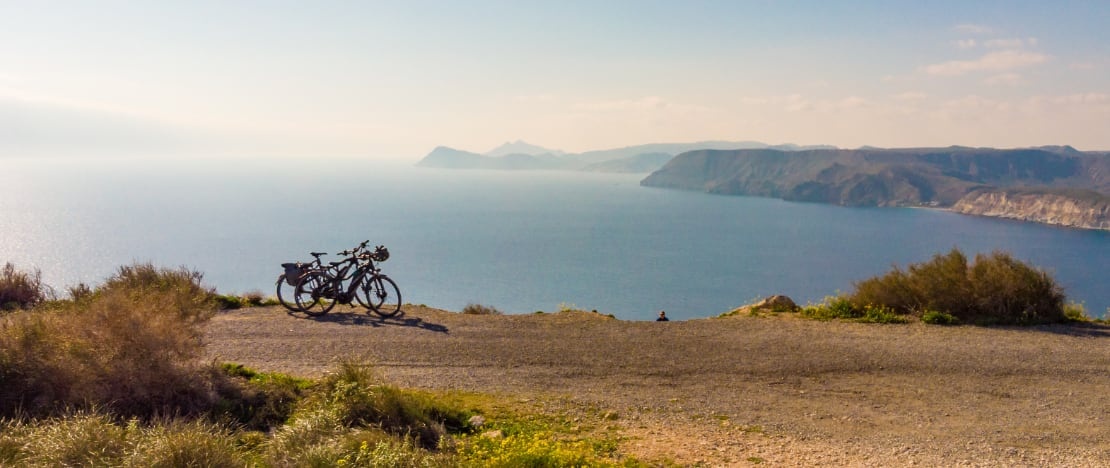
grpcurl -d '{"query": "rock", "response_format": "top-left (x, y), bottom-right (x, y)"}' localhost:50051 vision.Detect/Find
top-left (481, 429), bottom-right (503, 439)
top-left (751, 295), bottom-right (798, 312)
top-left (722, 295), bottom-right (799, 317)
top-left (468, 415), bottom-right (486, 429)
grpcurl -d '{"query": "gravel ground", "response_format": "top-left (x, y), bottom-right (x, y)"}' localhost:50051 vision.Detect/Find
top-left (204, 305), bottom-right (1110, 467)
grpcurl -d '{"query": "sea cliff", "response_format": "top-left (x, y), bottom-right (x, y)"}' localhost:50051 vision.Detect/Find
top-left (952, 189), bottom-right (1110, 230)
top-left (640, 146), bottom-right (1110, 229)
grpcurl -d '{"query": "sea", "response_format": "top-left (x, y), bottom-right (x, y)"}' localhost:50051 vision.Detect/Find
top-left (2, 156), bottom-right (1107, 320)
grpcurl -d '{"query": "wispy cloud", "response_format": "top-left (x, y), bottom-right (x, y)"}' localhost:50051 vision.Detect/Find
top-left (984, 37), bottom-right (1038, 48)
top-left (954, 23), bottom-right (993, 34)
top-left (923, 50), bottom-right (1049, 76)
top-left (952, 39), bottom-right (977, 49)
top-left (983, 73), bottom-right (1024, 86)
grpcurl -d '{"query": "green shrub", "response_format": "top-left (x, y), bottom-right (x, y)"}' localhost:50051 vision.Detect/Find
top-left (0, 263), bottom-right (219, 419)
top-left (859, 304), bottom-right (910, 324)
top-left (967, 252), bottom-right (1066, 324)
top-left (922, 310), bottom-right (960, 325)
top-left (0, 263), bottom-right (52, 311)
top-left (849, 249), bottom-right (1067, 325)
top-left (800, 296), bottom-right (862, 321)
top-left (462, 303), bottom-right (503, 315)
top-left (1062, 303), bottom-right (1091, 322)
top-left (213, 294), bottom-right (244, 310)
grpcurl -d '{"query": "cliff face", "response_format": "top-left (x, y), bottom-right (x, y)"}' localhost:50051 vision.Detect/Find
top-left (641, 147), bottom-right (1110, 207)
top-left (952, 189), bottom-right (1110, 230)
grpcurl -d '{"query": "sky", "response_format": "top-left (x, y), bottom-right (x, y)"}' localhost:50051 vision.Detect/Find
top-left (2, 0), bottom-right (1109, 160)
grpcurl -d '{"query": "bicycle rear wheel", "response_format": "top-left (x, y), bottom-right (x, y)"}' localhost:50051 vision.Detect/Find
top-left (276, 274), bottom-right (299, 312)
top-left (362, 275), bottom-right (401, 318)
top-left (294, 271), bottom-right (337, 316)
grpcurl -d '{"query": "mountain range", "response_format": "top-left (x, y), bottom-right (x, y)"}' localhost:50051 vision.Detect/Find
top-left (415, 140), bottom-right (836, 173)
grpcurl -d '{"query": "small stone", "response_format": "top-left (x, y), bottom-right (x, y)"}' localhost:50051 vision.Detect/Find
top-left (481, 429), bottom-right (503, 439)
top-left (468, 415), bottom-right (485, 429)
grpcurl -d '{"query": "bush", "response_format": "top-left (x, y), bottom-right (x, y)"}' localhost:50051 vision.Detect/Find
top-left (0, 263), bottom-right (219, 418)
top-left (462, 303), bottom-right (502, 315)
top-left (242, 290), bottom-right (267, 307)
top-left (0, 263), bottom-right (52, 311)
top-left (800, 296), bottom-right (861, 321)
top-left (921, 310), bottom-right (959, 325)
top-left (849, 249), bottom-right (1067, 325)
top-left (213, 294), bottom-right (244, 310)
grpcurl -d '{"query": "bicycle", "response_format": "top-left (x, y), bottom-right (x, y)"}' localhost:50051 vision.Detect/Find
top-left (276, 251), bottom-right (327, 312)
top-left (294, 244), bottom-right (401, 318)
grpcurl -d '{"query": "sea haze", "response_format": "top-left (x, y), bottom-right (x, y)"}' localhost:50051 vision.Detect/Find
top-left (3, 156), bottom-right (1108, 320)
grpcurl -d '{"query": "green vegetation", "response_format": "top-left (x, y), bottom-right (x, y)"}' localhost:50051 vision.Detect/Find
top-left (850, 249), bottom-right (1069, 325)
top-left (793, 249), bottom-right (1084, 326)
top-left (0, 262), bottom-right (639, 466)
top-left (800, 296), bottom-right (909, 324)
top-left (462, 303), bottom-right (503, 315)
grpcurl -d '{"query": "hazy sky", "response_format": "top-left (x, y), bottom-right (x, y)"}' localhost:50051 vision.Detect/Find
top-left (2, 1), bottom-right (1109, 159)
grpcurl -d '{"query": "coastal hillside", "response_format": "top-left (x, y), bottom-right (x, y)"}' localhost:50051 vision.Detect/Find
top-left (953, 188), bottom-right (1110, 230)
top-left (415, 140), bottom-right (836, 173)
top-left (640, 147), bottom-right (1110, 227)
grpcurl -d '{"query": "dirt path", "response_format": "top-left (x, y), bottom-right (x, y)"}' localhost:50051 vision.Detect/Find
top-left (204, 305), bottom-right (1110, 466)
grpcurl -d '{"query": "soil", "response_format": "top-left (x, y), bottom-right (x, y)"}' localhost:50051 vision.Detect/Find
top-left (204, 305), bottom-right (1110, 467)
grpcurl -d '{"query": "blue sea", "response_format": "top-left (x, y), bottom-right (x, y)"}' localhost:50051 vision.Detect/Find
top-left (2, 156), bottom-right (1107, 320)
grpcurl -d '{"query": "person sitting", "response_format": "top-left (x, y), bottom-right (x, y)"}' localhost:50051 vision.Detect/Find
top-left (656, 310), bottom-right (669, 321)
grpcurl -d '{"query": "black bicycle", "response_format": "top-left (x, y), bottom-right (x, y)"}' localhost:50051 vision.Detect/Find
top-left (276, 251), bottom-right (327, 312)
top-left (293, 245), bottom-right (401, 318)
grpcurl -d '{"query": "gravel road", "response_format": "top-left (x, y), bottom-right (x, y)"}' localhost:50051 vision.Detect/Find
top-left (204, 305), bottom-right (1110, 466)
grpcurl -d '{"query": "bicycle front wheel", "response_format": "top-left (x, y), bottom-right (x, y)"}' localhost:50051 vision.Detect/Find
top-left (362, 275), bottom-right (402, 318)
top-left (294, 271), bottom-right (337, 316)
top-left (276, 274), bottom-right (299, 312)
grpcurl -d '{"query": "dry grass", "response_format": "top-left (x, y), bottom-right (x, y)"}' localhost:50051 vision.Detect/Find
top-left (0, 264), bottom-right (218, 419)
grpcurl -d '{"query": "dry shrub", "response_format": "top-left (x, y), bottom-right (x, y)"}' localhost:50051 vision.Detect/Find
top-left (0, 264), bottom-right (218, 418)
top-left (850, 249), bottom-right (1066, 325)
top-left (462, 303), bottom-right (502, 315)
top-left (0, 263), bottom-right (52, 311)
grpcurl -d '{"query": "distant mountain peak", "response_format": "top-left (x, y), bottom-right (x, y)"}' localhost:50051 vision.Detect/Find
top-left (485, 140), bottom-right (564, 157)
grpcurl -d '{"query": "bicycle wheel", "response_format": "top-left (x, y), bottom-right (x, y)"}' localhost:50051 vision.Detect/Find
top-left (362, 275), bottom-right (402, 318)
top-left (294, 271), bottom-right (337, 316)
top-left (353, 272), bottom-right (373, 310)
top-left (275, 274), bottom-right (300, 312)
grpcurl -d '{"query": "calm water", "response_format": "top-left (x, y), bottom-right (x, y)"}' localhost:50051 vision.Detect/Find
top-left (2, 156), bottom-right (1107, 320)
